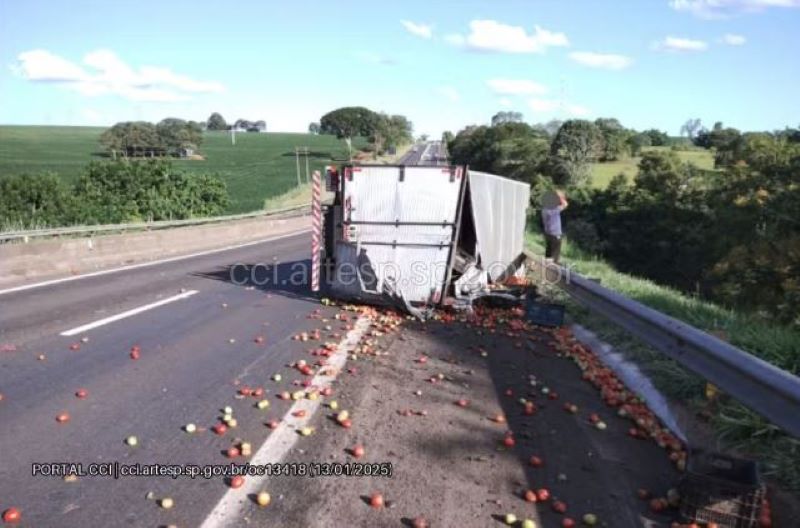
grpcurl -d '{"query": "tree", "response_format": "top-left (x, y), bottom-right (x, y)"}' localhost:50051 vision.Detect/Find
top-left (595, 117), bottom-right (631, 161)
top-left (533, 119), bottom-right (563, 137)
top-left (308, 122), bottom-right (321, 134)
top-left (319, 107), bottom-right (380, 141)
top-left (448, 122), bottom-right (548, 184)
top-left (73, 160), bottom-right (228, 224)
top-left (627, 132), bottom-right (651, 156)
top-left (441, 130), bottom-right (454, 146)
top-left (0, 172), bottom-right (76, 228)
top-left (207, 112), bottom-right (227, 131)
top-left (491, 111), bottom-right (523, 127)
top-left (549, 120), bottom-right (603, 186)
top-left (100, 121), bottom-right (161, 157)
top-left (634, 151), bottom-right (692, 199)
top-left (373, 114), bottom-right (413, 153)
top-left (642, 128), bottom-right (669, 146)
top-left (156, 118), bottom-right (203, 153)
top-left (680, 118), bottom-right (703, 139)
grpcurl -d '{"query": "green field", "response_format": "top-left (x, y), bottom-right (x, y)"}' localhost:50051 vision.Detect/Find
top-left (0, 126), bottom-right (366, 214)
top-left (590, 146), bottom-right (716, 188)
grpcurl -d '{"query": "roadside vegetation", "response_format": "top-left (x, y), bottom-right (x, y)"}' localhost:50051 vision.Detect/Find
top-left (449, 113), bottom-right (800, 489)
top-left (0, 160), bottom-right (229, 230)
top-left (526, 231), bottom-right (800, 490)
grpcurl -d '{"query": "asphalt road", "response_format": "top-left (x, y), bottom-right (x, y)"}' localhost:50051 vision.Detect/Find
top-left (0, 230), bottom-right (345, 527)
top-left (396, 141), bottom-right (447, 166)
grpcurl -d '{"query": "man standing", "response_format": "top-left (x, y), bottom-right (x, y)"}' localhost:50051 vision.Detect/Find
top-left (541, 190), bottom-right (568, 264)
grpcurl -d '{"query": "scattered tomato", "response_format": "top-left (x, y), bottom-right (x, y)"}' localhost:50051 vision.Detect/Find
top-left (2, 507), bottom-right (21, 524)
top-left (536, 488), bottom-right (550, 502)
top-left (230, 475), bottom-right (245, 489)
top-left (369, 492), bottom-right (384, 509)
top-left (256, 491), bottom-right (271, 507)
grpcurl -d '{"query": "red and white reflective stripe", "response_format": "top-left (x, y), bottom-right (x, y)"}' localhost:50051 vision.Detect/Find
top-left (311, 170), bottom-right (322, 292)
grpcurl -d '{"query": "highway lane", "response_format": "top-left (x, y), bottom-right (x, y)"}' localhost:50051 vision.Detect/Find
top-left (0, 230), bottom-right (351, 527)
top-left (396, 141), bottom-right (447, 166)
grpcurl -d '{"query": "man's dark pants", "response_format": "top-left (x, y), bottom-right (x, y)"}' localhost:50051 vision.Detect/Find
top-left (545, 234), bottom-right (562, 264)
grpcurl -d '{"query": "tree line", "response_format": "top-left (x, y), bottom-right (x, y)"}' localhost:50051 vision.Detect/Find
top-left (100, 119), bottom-right (203, 158)
top-left (0, 160), bottom-right (229, 229)
top-left (308, 106), bottom-right (414, 155)
top-left (447, 114), bottom-right (800, 327)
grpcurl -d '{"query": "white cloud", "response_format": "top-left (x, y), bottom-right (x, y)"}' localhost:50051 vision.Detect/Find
top-left (669, 0), bottom-right (800, 18)
top-left (449, 19), bottom-right (568, 54)
top-left (528, 98), bottom-right (591, 117)
top-left (437, 86), bottom-right (460, 102)
top-left (13, 49), bottom-right (224, 102)
top-left (498, 98), bottom-right (513, 107)
top-left (568, 51), bottom-right (633, 70)
top-left (401, 20), bottom-right (433, 39)
top-left (655, 36), bottom-right (709, 52)
top-left (486, 79), bottom-right (548, 95)
top-left (721, 33), bottom-right (747, 45)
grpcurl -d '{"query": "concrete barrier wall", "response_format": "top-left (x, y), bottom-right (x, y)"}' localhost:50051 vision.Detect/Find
top-left (0, 215), bottom-right (310, 289)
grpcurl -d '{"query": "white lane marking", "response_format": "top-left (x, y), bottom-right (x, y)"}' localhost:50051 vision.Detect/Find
top-left (199, 316), bottom-right (371, 528)
top-left (0, 229), bottom-right (309, 297)
top-left (59, 290), bottom-right (199, 336)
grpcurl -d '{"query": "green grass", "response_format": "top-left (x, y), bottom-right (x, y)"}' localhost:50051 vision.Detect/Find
top-left (590, 146), bottom-right (716, 188)
top-left (526, 230), bottom-right (800, 490)
top-left (0, 126), bottom-right (367, 214)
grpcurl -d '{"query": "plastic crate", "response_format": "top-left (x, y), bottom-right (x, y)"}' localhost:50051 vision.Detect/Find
top-left (679, 449), bottom-right (764, 528)
top-left (525, 299), bottom-right (565, 327)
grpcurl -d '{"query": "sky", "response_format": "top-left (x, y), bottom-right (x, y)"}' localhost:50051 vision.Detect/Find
top-left (1, 0), bottom-right (799, 137)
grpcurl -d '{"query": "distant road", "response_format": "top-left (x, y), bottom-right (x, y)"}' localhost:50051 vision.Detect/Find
top-left (397, 141), bottom-right (448, 166)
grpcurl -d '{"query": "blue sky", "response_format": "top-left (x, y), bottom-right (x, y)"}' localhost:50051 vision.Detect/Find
top-left (1, 0), bottom-right (798, 136)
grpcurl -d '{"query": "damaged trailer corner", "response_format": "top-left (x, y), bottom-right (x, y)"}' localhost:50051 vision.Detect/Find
top-left (321, 164), bottom-right (530, 316)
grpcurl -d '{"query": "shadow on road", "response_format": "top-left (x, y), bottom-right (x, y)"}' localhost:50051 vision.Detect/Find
top-left (192, 258), bottom-right (332, 302)
top-left (399, 312), bottom-right (680, 527)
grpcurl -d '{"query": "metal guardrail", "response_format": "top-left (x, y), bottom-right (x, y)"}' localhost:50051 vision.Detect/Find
top-left (524, 250), bottom-right (800, 438)
top-left (0, 204), bottom-right (310, 243)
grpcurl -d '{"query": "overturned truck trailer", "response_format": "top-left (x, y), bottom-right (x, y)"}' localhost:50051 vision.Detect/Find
top-left (322, 164), bottom-right (530, 315)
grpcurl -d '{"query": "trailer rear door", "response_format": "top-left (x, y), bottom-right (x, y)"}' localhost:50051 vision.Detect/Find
top-left (333, 165), bottom-right (463, 304)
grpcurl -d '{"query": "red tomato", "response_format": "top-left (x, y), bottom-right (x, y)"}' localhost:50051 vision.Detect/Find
top-left (552, 500), bottom-right (567, 513)
top-left (2, 508), bottom-right (21, 524)
top-left (562, 519), bottom-right (575, 528)
top-left (212, 423), bottom-right (227, 435)
top-left (529, 455), bottom-right (543, 467)
top-left (369, 493), bottom-right (384, 509)
top-left (523, 489), bottom-right (537, 503)
top-left (536, 488), bottom-right (550, 501)
top-left (230, 475), bottom-right (244, 489)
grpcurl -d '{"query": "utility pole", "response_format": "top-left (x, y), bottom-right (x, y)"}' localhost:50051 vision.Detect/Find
top-left (295, 147), bottom-right (302, 186)
top-left (304, 146), bottom-right (310, 184)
